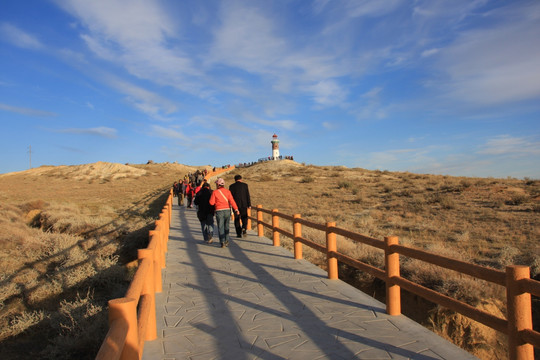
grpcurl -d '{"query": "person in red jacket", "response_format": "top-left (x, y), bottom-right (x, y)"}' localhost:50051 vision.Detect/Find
top-left (209, 178), bottom-right (239, 248)
top-left (186, 182), bottom-right (196, 208)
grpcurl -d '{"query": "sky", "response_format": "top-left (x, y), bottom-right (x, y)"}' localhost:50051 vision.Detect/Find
top-left (1, 0), bottom-right (539, 178)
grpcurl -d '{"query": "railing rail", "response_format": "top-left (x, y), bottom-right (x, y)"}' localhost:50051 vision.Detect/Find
top-left (96, 167), bottom-right (232, 360)
top-left (247, 205), bottom-right (539, 360)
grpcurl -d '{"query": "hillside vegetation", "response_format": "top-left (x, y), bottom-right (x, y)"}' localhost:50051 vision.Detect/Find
top-left (221, 160), bottom-right (540, 359)
top-left (0, 160), bottom-right (538, 359)
top-left (0, 162), bottom-right (203, 359)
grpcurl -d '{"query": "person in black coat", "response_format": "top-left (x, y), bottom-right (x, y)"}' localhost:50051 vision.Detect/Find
top-left (194, 182), bottom-right (215, 243)
top-left (229, 174), bottom-right (251, 238)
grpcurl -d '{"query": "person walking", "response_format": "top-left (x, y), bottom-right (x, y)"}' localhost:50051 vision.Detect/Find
top-left (194, 182), bottom-right (215, 243)
top-left (209, 178), bottom-right (239, 248)
top-left (229, 174), bottom-right (251, 238)
top-left (186, 182), bottom-right (196, 208)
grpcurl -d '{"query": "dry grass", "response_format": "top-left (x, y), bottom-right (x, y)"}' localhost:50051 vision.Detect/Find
top-left (225, 161), bottom-right (540, 359)
top-left (0, 161), bottom-right (205, 359)
top-left (1, 160), bottom-right (538, 359)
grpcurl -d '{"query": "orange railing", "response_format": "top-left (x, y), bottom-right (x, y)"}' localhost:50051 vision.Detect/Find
top-left (96, 190), bottom-right (172, 360)
top-left (248, 205), bottom-right (540, 360)
top-left (96, 166), bottom-right (234, 360)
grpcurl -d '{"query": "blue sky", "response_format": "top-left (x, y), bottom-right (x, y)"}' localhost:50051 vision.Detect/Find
top-left (1, 0), bottom-right (539, 178)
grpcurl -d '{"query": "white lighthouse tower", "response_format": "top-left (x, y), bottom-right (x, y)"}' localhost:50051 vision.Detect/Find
top-left (271, 133), bottom-right (280, 160)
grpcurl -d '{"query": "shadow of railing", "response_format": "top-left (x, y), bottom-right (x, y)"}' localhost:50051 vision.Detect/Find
top-left (248, 206), bottom-right (540, 360)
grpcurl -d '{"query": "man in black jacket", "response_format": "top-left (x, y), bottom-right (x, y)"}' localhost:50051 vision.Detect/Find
top-left (229, 174), bottom-right (251, 238)
top-left (194, 182), bottom-right (215, 243)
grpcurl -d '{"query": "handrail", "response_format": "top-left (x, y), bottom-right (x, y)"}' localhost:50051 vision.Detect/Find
top-left (96, 168), bottom-right (227, 360)
top-left (248, 205), bottom-right (539, 360)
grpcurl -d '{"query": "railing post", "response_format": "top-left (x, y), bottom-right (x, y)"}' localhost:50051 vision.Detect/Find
top-left (272, 209), bottom-right (280, 246)
top-left (293, 214), bottom-right (302, 260)
top-left (385, 236), bottom-right (401, 316)
top-left (506, 265), bottom-right (533, 360)
top-left (108, 297), bottom-right (138, 360)
top-left (138, 249), bottom-right (157, 341)
top-left (160, 212), bottom-right (169, 253)
top-left (247, 207), bottom-right (251, 231)
top-left (257, 205), bottom-right (263, 237)
top-left (326, 222), bottom-right (338, 280)
top-left (147, 231), bottom-right (163, 292)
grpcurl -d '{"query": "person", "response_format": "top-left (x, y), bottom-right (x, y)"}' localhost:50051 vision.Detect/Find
top-left (186, 182), bottom-right (195, 208)
top-left (229, 174), bottom-right (251, 238)
top-left (194, 182), bottom-right (214, 243)
top-left (175, 179), bottom-right (184, 205)
top-left (172, 181), bottom-right (178, 197)
top-left (209, 178), bottom-right (239, 248)
top-left (178, 179), bottom-right (188, 206)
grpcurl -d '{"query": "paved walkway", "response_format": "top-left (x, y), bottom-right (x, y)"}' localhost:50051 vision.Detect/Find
top-left (142, 200), bottom-right (478, 360)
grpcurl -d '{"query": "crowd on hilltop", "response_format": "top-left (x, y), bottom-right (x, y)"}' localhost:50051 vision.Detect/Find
top-left (238, 155), bottom-right (294, 168)
top-left (172, 172), bottom-right (251, 249)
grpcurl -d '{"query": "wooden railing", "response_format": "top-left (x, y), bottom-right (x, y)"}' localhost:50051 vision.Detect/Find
top-left (95, 191), bottom-right (172, 360)
top-left (247, 205), bottom-right (540, 360)
top-left (95, 166), bottom-right (235, 360)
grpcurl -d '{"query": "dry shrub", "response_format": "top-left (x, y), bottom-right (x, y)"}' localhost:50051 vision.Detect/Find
top-left (505, 193), bottom-right (528, 205)
top-left (39, 203), bottom-right (115, 235)
top-left (0, 310), bottom-right (47, 339)
top-left (498, 246), bottom-right (520, 266)
top-left (61, 263), bottom-right (96, 289)
top-left (26, 279), bottom-right (64, 308)
top-left (42, 291), bottom-right (107, 360)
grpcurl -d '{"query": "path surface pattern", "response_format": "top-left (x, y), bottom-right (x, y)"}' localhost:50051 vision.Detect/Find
top-left (142, 201), bottom-right (478, 360)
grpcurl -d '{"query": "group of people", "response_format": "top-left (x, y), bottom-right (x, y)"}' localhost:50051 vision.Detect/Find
top-left (172, 169), bottom-right (209, 208)
top-left (174, 174), bottom-right (251, 248)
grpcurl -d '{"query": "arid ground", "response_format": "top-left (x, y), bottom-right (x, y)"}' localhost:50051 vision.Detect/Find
top-left (0, 160), bottom-right (538, 359)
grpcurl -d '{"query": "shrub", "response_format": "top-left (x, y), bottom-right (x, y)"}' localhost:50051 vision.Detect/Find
top-left (1, 310), bottom-right (48, 339)
top-left (337, 181), bottom-right (351, 189)
top-left (505, 194), bottom-right (528, 206)
top-left (300, 176), bottom-right (314, 183)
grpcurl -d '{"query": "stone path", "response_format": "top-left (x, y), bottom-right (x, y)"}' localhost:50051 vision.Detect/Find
top-left (141, 200), bottom-right (478, 360)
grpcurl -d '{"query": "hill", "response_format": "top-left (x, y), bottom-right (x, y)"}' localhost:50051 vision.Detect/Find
top-left (0, 161), bottom-right (205, 359)
top-left (221, 160), bottom-right (540, 359)
top-left (0, 160), bottom-right (538, 359)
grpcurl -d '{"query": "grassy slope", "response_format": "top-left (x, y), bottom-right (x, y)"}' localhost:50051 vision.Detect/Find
top-left (221, 161), bottom-right (539, 359)
top-left (0, 160), bottom-right (538, 359)
top-left (0, 162), bottom-right (203, 359)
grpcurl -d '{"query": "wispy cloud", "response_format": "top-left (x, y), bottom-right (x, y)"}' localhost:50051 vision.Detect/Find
top-left (104, 75), bottom-right (178, 120)
top-left (56, 126), bottom-right (117, 138)
top-left (150, 125), bottom-right (189, 141)
top-left (435, 2), bottom-right (540, 105)
top-left (478, 135), bottom-right (540, 156)
top-left (0, 23), bottom-right (43, 49)
top-left (0, 103), bottom-right (56, 117)
top-left (58, 0), bottom-right (202, 96)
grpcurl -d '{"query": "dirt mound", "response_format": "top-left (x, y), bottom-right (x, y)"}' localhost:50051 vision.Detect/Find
top-left (431, 299), bottom-right (507, 359)
top-left (0, 162), bottom-right (147, 181)
top-left (138, 162), bottom-right (204, 175)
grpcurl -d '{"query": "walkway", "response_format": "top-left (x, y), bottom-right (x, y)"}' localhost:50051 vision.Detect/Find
top-left (142, 201), bottom-right (478, 359)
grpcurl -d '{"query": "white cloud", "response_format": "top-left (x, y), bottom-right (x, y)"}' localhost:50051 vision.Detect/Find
top-left (421, 48), bottom-right (439, 57)
top-left (478, 135), bottom-right (540, 156)
top-left (322, 121), bottom-right (336, 130)
top-left (57, 126), bottom-right (117, 138)
top-left (0, 23), bottom-right (43, 49)
top-left (150, 125), bottom-right (189, 141)
top-left (104, 75), bottom-right (178, 119)
top-left (436, 2), bottom-right (540, 105)
top-left (308, 80), bottom-right (348, 107)
top-left (0, 103), bottom-right (56, 117)
top-left (58, 0), bottom-right (202, 96)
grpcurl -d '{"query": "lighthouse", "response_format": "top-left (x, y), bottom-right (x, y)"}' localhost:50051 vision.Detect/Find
top-left (271, 134), bottom-right (280, 160)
